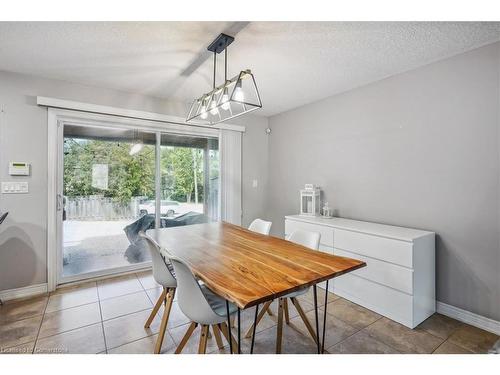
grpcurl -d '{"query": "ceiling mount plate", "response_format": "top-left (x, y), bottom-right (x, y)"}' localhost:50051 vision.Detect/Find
top-left (207, 33), bottom-right (235, 54)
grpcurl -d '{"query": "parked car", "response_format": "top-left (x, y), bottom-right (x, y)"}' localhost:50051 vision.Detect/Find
top-left (139, 200), bottom-right (180, 216)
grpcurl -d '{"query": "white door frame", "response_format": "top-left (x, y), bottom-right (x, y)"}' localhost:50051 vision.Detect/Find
top-left (46, 105), bottom-right (240, 291)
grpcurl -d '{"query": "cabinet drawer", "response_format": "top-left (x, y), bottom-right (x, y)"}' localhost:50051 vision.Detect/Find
top-left (333, 248), bottom-right (413, 294)
top-left (334, 228), bottom-right (413, 267)
top-left (332, 273), bottom-right (414, 327)
top-left (285, 219), bottom-right (334, 247)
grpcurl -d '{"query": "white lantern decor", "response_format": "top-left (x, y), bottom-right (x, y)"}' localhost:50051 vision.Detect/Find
top-left (299, 185), bottom-right (321, 216)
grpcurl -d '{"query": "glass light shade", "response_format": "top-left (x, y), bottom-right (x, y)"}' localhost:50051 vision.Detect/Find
top-left (186, 70), bottom-right (262, 125)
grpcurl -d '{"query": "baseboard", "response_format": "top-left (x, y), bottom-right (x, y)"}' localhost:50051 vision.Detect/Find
top-left (0, 283), bottom-right (48, 302)
top-left (437, 301), bottom-right (500, 336)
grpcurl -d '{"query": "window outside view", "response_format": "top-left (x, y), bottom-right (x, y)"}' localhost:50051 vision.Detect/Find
top-left (62, 128), bottom-right (219, 279)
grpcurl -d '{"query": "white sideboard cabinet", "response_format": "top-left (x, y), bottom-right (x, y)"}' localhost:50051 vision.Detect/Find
top-left (285, 215), bottom-right (435, 328)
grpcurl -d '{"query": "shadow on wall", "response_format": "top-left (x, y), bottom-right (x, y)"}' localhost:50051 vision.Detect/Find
top-left (0, 220), bottom-right (41, 291)
top-left (436, 234), bottom-right (497, 319)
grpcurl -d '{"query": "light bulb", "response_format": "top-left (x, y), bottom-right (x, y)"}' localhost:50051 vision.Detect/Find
top-left (221, 87), bottom-right (230, 110)
top-left (209, 95), bottom-right (219, 115)
top-left (129, 143), bottom-right (143, 156)
top-left (234, 82), bottom-right (244, 102)
top-left (200, 99), bottom-right (208, 119)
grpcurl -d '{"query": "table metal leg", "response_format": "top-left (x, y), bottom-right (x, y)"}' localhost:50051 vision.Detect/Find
top-left (250, 304), bottom-right (259, 354)
top-left (322, 280), bottom-right (329, 354)
top-left (313, 285), bottom-right (320, 354)
top-left (226, 301), bottom-right (233, 354)
top-left (237, 307), bottom-right (241, 354)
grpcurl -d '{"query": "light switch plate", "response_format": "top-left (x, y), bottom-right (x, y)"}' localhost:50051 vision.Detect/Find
top-left (2, 181), bottom-right (29, 194)
top-left (252, 179), bottom-right (258, 188)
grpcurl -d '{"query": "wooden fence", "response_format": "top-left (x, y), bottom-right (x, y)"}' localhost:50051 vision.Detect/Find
top-left (65, 196), bottom-right (142, 221)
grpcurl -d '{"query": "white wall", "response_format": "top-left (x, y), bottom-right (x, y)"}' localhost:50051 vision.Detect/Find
top-left (266, 42), bottom-right (500, 321)
top-left (0, 70), bottom-right (268, 291)
top-left (232, 116), bottom-right (269, 227)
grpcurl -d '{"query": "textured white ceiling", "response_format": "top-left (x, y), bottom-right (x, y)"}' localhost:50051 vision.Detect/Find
top-left (0, 22), bottom-right (499, 116)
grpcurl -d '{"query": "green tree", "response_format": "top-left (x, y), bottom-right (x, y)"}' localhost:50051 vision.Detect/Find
top-left (160, 147), bottom-right (203, 203)
top-left (63, 138), bottom-right (156, 204)
top-left (64, 138), bottom-right (209, 205)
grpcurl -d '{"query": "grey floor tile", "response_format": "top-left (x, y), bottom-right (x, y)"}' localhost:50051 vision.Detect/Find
top-left (328, 330), bottom-right (399, 354)
top-left (239, 323), bottom-right (319, 354)
top-left (108, 333), bottom-right (176, 354)
top-left (0, 341), bottom-right (35, 354)
top-left (100, 291), bottom-right (152, 321)
top-left (0, 295), bottom-right (48, 324)
top-left (0, 316), bottom-right (42, 349)
top-left (103, 309), bottom-right (161, 350)
top-left (321, 298), bottom-right (381, 330)
top-left (288, 308), bottom-right (358, 349)
top-left (415, 313), bottom-right (463, 340)
top-left (364, 317), bottom-right (444, 353)
top-left (238, 304), bottom-right (278, 337)
top-left (97, 274), bottom-right (144, 300)
top-left (4, 272), bottom-right (495, 355)
top-left (35, 323), bottom-right (105, 354)
top-left (433, 340), bottom-right (474, 354)
top-left (136, 271), bottom-right (159, 290)
top-left (51, 281), bottom-right (97, 295)
top-left (39, 302), bottom-right (101, 338)
top-left (145, 287), bottom-right (163, 304)
top-left (447, 324), bottom-right (499, 353)
top-left (46, 284), bottom-right (98, 313)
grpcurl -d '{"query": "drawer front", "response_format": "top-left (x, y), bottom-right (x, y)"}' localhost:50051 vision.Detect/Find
top-left (285, 219), bottom-right (334, 247)
top-left (332, 273), bottom-right (414, 328)
top-left (334, 228), bottom-right (413, 267)
top-left (333, 248), bottom-right (413, 295)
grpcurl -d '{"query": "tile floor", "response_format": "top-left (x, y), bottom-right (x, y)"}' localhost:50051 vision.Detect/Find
top-left (1, 271), bottom-right (498, 354)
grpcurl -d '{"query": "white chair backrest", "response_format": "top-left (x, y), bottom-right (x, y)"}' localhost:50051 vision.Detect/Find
top-left (139, 232), bottom-right (176, 288)
top-left (248, 218), bottom-right (272, 235)
top-left (288, 230), bottom-right (321, 250)
top-left (168, 255), bottom-right (222, 324)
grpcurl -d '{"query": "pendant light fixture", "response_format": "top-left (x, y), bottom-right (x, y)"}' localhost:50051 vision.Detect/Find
top-left (186, 33), bottom-right (262, 125)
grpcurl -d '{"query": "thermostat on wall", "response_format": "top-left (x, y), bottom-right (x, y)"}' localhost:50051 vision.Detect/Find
top-left (8, 162), bottom-right (30, 176)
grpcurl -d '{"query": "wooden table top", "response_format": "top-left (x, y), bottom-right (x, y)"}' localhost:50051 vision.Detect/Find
top-left (147, 222), bottom-right (365, 309)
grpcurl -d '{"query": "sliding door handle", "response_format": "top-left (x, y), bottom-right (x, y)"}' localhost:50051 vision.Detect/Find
top-left (56, 194), bottom-right (63, 211)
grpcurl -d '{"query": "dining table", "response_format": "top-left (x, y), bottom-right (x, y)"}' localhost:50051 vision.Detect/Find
top-left (147, 221), bottom-right (366, 354)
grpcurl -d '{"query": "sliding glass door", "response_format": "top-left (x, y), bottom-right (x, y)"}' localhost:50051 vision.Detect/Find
top-left (59, 123), bottom-right (219, 284)
top-left (159, 134), bottom-right (219, 223)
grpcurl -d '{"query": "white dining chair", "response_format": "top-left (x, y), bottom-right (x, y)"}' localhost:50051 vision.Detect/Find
top-left (245, 229), bottom-right (321, 350)
top-left (248, 218), bottom-right (272, 235)
top-left (168, 254), bottom-right (239, 354)
top-left (139, 231), bottom-right (177, 354)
